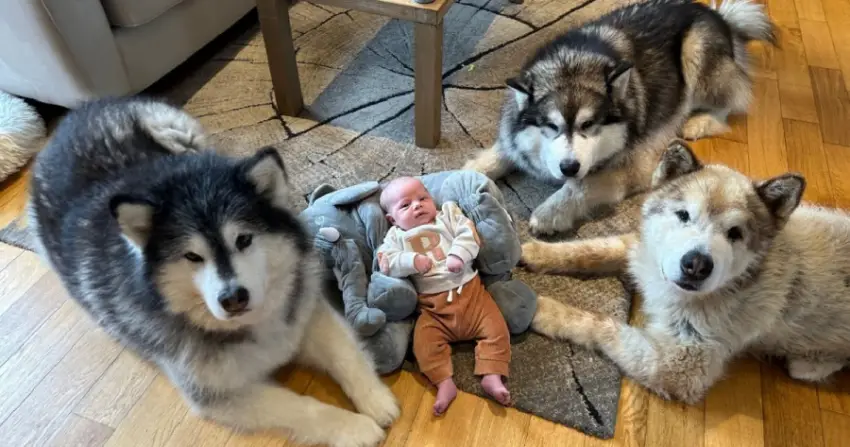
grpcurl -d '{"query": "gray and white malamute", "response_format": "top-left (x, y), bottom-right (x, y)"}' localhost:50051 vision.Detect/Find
top-left (465, 0), bottom-right (775, 236)
top-left (28, 97), bottom-right (399, 447)
top-left (522, 139), bottom-right (850, 404)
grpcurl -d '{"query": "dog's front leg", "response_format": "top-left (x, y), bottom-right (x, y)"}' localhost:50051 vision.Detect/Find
top-left (197, 382), bottom-right (386, 447)
top-left (520, 233), bottom-right (638, 274)
top-left (462, 143), bottom-right (515, 180)
top-left (532, 296), bottom-right (725, 404)
top-left (529, 169), bottom-right (631, 236)
top-left (296, 300), bottom-right (400, 427)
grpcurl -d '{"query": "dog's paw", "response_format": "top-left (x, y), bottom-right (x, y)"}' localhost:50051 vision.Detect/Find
top-left (529, 213), bottom-right (574, 237)
top-left (519, 240), bottom-right (551, 273)
top-left (351, 381), bottom-right (400, 428)
top-left (328, 413), bottom-right (386, 447)
top-left (787, 359), bottom-right (845, 382)
top-left (680, 114), bottom-right (730, 141)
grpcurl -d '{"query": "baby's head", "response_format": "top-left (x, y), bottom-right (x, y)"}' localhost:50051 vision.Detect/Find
top-left (379, 176), bottom-right (437, 231)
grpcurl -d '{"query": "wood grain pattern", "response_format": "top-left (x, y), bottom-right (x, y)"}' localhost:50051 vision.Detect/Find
top-left (0, 2), bottom-right (848, 447)
top-left (810, 67), bottom-right (850, 146)
top-left (775, 26), bottom-right (820, 123)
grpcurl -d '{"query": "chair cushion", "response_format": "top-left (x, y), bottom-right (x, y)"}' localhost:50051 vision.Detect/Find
top-left (101, 0), bottom-right (185, 28)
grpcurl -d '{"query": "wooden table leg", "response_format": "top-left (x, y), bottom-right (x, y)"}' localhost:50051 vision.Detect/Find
top-left (257, 0), bottom-right (304, 117)
top-left (414, 21), bottom-right (443, 148)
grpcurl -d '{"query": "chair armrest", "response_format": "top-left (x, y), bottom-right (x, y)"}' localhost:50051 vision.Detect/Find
top-left (0, 0), bottom-right (129, 107)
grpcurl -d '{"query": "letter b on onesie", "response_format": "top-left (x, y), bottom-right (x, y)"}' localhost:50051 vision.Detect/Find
top-left (408, 231), bottom-right (445, 263)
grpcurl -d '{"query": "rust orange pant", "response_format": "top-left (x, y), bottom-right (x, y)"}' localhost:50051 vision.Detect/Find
top-left (412, 274), bottom-right (511, 384)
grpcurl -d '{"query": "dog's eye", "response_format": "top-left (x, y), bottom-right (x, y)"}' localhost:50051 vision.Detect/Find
top-left (184, 252), bottom-right (204, 263)
top-left (727, 226), bottom-right (743, 242)
top-left (235, 234), bottom-right (253, 251)
top-left (675, 210), bottom-right (690, 222)
top-left (544, 122), bottom-right (559, 132)
top-left (577, 120), bottom-right (594, 132)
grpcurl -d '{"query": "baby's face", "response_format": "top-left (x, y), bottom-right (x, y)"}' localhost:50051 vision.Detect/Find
top-left (383, 178), bottom-right (437, 231)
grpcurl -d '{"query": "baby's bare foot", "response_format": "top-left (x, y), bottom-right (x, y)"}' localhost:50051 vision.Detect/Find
top-left (433, 378), bottom-right (458, 416)
top-left (481, 374), bottom-right (511, 406)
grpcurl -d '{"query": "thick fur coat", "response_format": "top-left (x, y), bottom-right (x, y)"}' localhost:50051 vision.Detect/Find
top-left (464, 0), bottom-right (775, 236)
top-left (521, 140), bottom-right (850, 403)
top-left (28, 97), bottom-right (400, 447)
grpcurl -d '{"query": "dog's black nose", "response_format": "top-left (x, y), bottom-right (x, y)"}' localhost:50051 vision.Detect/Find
top-left (560, 160), bottom-right (581, 177)
top-left (680, 250), bottom-right (713, 281)
top-left (219, 287), bottom-right (250, 313)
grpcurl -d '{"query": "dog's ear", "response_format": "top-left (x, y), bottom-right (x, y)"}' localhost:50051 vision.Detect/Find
top-left (651, 139), bottom-right (703, 187)
top-left (243, 146), bottom-right (292, 208)
top-left (755, 173), bottom-right (806, 221)
top-left (506, 75), bottom-right (532, 110)
top-left (606, 60), bottom-right (633, 100)
top-left (109, 195), bottom-right (156, 249)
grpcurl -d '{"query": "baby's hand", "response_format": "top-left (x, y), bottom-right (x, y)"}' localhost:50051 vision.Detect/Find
top-left (414, 255), bottom-right (433, 273)
top-left (447, 255), bottom-right (465, 273)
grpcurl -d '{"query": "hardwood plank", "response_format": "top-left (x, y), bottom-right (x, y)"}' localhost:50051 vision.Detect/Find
top-left (821, 410), bottom-right (850, 447)
top-left (748, 77), bottom-right (790, 179)
top-left (524, 415), bottom-right (602, 447)
top-left (163, 412), bottom-right (232, 447)
top-left (704, 359), bottom-right (764, 447)
top-left (0, 250), bottom-right (50, 317)
top-left (823, 143), bottom-right (850, 210)
top-left (720, 115), bottom-right (748, 144)
top-left (0, 299), bottom-right (91, 422)
top-left (822, 0), bottom-right (850, 88)
top-left (612, 293), bottom-right (649, 447)
top-left (761, 364), bottom-right (825, 447)
top-left (612, 379), bottom-right (650, 447)
top-left (749, 39), bottom-right (779, 81)
top-left (775, 26), bottom-right (820, 123)
top-left (767, 0), bottom-right (800, 28)
top-left (809, 67), bottom-right (850, 146)
top-left (0, 328), bottom-right (122, 446)
top-left (0, 167), bottom-right (30, 229)
top-left (0, 243), bottom-right (21, 271)
top-left (817, 369), bottom-right (850, 415)
top-left (380, 371), bottom-right (428, 447)
top-left (403, 379), bottom-right (490, 447)
top-left (709, 138), bottom-right (749, 172)
top-left (44, 414), bottom-right (113, 447)
top-left (644, 398), bottom-right (704, 447)
top-left (464, 402), bottom-right (531, 447)
top-left (795, 0), bottom-right (825, 21)
top-left (783, 119), bottom-right (835, 206)
top-left (799, 20), bottom-right (839, 69)
top-left (75, 349), bottom-right (158, 428)
top-left (0, 270), bottom-right (66, 366)
top-left (103, 375), bottom-right (189, 447)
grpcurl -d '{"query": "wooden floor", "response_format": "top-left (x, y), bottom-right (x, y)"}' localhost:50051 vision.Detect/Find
top-left (3, 0), bottom-right (850, 445)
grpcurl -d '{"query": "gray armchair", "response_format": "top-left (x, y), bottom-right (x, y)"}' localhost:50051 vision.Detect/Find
top-left (0, 0), bottom-right (256, 107)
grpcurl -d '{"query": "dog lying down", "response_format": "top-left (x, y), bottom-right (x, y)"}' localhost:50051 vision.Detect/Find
top-left (521, 139), bottom-right (850, 404)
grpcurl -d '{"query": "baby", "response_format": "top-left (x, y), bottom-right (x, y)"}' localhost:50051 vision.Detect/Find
top-left (376, 176), bottom-right (512, 416)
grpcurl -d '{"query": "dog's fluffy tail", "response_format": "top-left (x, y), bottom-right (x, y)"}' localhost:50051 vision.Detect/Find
top-left (713, 0), bottom-right (776, 44)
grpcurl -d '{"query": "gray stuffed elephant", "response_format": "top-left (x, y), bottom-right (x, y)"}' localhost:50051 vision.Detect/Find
top-left (299, 170), bottom-right (537, 374)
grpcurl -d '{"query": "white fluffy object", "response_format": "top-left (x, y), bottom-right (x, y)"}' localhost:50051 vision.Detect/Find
top-left (0, 91), bottom-right (46, 182)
